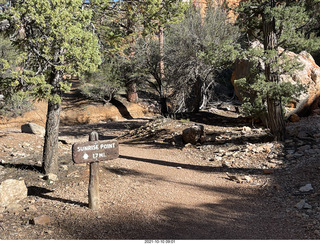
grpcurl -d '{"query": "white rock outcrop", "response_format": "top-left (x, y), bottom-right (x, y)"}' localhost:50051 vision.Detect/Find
top-left (0, 179), bottom-right (28, 208)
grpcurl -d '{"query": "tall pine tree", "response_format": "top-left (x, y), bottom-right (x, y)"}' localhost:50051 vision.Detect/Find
top-left (234, 0), bottom-right (320, 140)
top-left (3, 0), bottom-right (101, 174)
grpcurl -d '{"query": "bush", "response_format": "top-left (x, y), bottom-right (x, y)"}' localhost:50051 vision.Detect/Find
top-left (0, 92), bottom-right (33, 118)
top-left (79, 57), bottom-right (124, 103)
top-left (164, 3), bottom-right (240, 113)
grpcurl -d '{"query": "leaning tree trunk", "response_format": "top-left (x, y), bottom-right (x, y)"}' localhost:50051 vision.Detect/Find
top-left (42, 71), bottom-right (62, 174)
top-left (263, 0), bottom-right (286, 141)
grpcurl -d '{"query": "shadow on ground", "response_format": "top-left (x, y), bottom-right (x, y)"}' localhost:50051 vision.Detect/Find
top-left (28, 186), bottom-right (87, 208)
top-left (56, 182), bottom-right (302, 239)
top-left (59, 120), bottom-right (150, 139)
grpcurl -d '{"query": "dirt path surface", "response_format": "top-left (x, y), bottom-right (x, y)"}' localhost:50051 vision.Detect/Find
top-left (1, 85), bottom-right (320, 239)
top-left (1, 114), bottom-right (320, 240)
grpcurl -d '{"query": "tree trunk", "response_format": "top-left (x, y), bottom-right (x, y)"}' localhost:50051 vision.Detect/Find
top-left (42, 71), bottom-right (62, 174)
top-left (126, 81), bottom-right (138, 103)
top-left (159, 24), bottom-right (168, 116)
top-left (125, 12), bottom-right (138, 103)
top-left (160, 96), bottom-right (168, 116)
top-left (159, 24), bottom-right (165, 81)
top-left (263, 0), bottom-right (286, 141)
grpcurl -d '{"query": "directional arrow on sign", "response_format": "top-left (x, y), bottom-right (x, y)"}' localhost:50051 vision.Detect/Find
top-left (83, 153), bottom-right (89, 160)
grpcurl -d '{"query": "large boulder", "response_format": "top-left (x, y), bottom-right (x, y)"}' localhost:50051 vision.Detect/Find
top-left (231, 41), bottom-right (320, 118)
top-left (0, 179), bottom-right (28, 209)
top-left (182, 124), bottom-right (206, 145)
top-left (21, 122), bottom-right (45, 137)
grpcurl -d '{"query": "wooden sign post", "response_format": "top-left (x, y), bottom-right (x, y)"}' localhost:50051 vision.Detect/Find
top-left (72, 131), bottom-right (119, 210)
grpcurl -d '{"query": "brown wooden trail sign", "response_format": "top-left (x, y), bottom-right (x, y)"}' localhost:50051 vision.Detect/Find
top-left (72, 140), bottom-right (119, 164)
top-left (72, 132), bottom-right (119, 210)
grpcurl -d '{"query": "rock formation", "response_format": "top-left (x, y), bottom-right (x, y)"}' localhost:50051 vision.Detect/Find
top-left (182, 124), bottom-right (206, 145)
top-left (231, 42), bottom-right (320, 119)
top-left (0, 179), bottom-right (28, 210)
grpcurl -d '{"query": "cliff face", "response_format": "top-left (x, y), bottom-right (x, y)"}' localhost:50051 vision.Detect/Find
top-left (191, 0), bottom-right (243, 19)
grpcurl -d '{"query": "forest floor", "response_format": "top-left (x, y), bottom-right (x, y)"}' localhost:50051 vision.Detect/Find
top-left (1, 85), bottom-right (320, 240)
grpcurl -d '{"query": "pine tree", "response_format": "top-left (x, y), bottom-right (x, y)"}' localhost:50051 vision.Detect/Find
top-left (90, 0), bottom-right (186, 112)
top-left (234, 0), bottom-right (320, 141)
top-left (3, 0), bottom-right (101, 174)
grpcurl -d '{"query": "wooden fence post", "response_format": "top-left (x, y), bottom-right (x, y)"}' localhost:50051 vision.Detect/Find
top-left (88, 131), bottom-right (100, 210)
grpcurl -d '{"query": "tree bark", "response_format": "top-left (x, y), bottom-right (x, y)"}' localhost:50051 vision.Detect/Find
top-left (125, 12), bottom-right (139, 103)
top-left (126, 81), bottom-right (138, 103)
top-left (159, 24), bottom-right (169, 116)
top-left (159, 24), bottom-right (165, 82)
top-left (42, 71), bottom-right (62, 174)
top-left (263, 0), bottom-right (286, 141)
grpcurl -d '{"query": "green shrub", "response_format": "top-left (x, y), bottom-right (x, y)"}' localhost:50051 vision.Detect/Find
top-left (79, 57), bottom-right (124, 103)
top-left (0, 92), bottom-right (33, 118)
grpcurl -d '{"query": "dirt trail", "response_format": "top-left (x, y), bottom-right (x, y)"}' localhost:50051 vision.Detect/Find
top-left (101, 143), bottom-right (302, 239)
top-left (0, 116), bottom-right (316, 239)
top-left (0, 81), bottom-right (319, 239)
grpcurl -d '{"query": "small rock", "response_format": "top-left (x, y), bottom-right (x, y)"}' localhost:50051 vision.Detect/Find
top-left (299, 184), bottom-right (313, 192)
top-left (177, 167), bottom-right (182, 169)
top-left (22, 142), bottom-right (31, 148)
top-left (182, 124), bottom-right (206, 145)
top-left (295, 200), bottom-right (306, 210)
top-left (21, 123), bottom-right (45, 137)
top-left (242, 126), bottom-right (252, 133)
top-left (6, 203), bottom-right (23, 214)
top-left (184, 143), bottom-right (193, 148)
top-left (304, 203), bottom-right (312, 209)
top-left (255, 146), bottom-right (265, 153)
top-left (60, 165), bottom-right (68, 171)
top-left (222, 161), bottom-right (231, 167)
top-left (244, 175), bottom-right (253, 183)
top-left (43, 173), bottom-right (58, 182)
top-left (30, 215), bottom-right (52, 225)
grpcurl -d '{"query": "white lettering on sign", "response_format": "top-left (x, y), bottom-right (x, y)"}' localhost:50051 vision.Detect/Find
top-left (100, 143), bottom-right (115, 149)
top-left (76, 143), bottom-right (115, 152)
top-left (77, 144), bottom-right (99, 152)
top-left (93, 152), bottom-right (107, 160)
